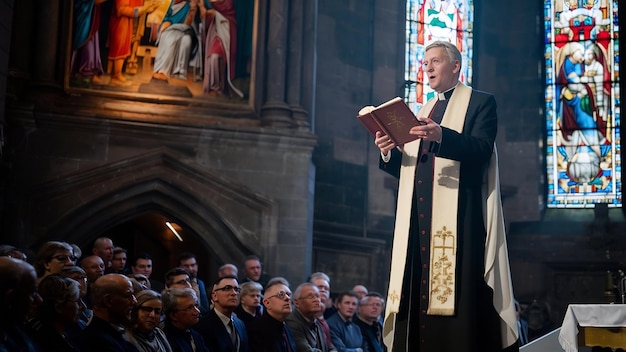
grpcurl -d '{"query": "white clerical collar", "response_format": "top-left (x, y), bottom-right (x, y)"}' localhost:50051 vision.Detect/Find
top-left (437, 86), bottom-right (455, 100)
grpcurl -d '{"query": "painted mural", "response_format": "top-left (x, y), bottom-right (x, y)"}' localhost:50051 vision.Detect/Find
top-left (69, 0), bottom-right (255, 101)
top-left (545, 0), bottom-right (621, 207)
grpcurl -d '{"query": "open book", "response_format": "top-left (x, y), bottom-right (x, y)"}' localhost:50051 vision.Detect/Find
top-left (357, 97), bottom-right (423, 145)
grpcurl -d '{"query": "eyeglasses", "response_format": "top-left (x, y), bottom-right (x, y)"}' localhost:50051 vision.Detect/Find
top-left (362, 302), bottom-right (383, 307)
top-left (214, 285), bottom-right (241, 293)
top-left (302, 293), bottom-right (321, 300)
top-left (267, 291), bottom-right (291, 300)
top-left (138, 306), bottom-right (162, 315)
top-left (53, 255), bottom-right (78, 263)
top-left (174, 278), bottom-right (191, 286)
top-left (176, 304), bottom-right (200, 312)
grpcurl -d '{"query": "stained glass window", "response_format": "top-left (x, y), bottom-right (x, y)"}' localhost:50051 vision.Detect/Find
top-left (404, 0), bottom-right (474, 112)
top-left (545, 0), bottom-right (621, 207)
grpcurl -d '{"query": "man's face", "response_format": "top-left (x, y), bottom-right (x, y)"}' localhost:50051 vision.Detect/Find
top-left (240, 290), bottom-right (261, 309)
top-left (211, 278), bottom-right (240, 313)
top-left (133, 259), bottom-right (153, 278)
top-left (358, 296), bottom-right (383, 322)
top-left (244, 259), bottom-right (262, 281)
top-left (294, 285), bottom-right (322, 318)
top-left (263, 284), bottom-right (292, 321)
top-left (169, 274), bottom-right (192, 289)
top-left (109, 278), bottom-right (137, 325)
top-left (171, 296), bottom-right (200, 328)
top-left (179, 258), bottom-right (198, 278)
top-left (94, 239), bottom-right (114, 262)
top-left (311, 278), bottom-right (330, 303)
top-left (337, 295), bottom-right (358, 319)
top-left (423, 46), bottom-right (460, 93)
top-left (82, 256), bottom-right (105, 283)
top-left (111, 252), bottom-right (127, 272)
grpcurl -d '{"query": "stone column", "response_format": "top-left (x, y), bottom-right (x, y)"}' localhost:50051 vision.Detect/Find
top-left (260, 0), bottom-right (292, 127)
top-left (33, 0), bottom-right (60, 84)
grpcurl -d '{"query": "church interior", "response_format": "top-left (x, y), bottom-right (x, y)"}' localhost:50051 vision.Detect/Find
top-left (1, 0), bottom-right (625, 346)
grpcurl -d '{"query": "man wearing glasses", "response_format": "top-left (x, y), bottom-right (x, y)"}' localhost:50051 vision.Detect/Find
top-left (247, 280), bottom-right (296, 351)
top-left (196, 275), bottom-right (249, 352)
top-left (162, 287), bottom-right (208, 352)
top-left (286, 282), bottom-right (337, 352)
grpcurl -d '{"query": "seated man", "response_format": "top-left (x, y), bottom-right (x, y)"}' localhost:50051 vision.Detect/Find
top-left (131, 252), bottom-right (165, 292)
top-left (285, 282), bottom-right (337, 352)
top-left (165, 267), bottom-right (193, 289)
top-left (247, 280), bottom-right (296, 351)
top-left (162, 287), bottom-right (209, 352)
top-left (353, 293), bottom-right (386, 352)
top-left (326, 291), bottom-right (364, 352)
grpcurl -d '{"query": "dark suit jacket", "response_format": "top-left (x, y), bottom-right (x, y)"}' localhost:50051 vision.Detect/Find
top-left (285, 309), bottom-right (336, 352)
top-left (79, 316), bottom-right (139, 352)
top-left (247, 313), bottom-right (296, 352)
top-left (162, 321), bottom-right (209, 352)
top-left (196, 278), bottom-right (210, 314)
top-left (353, 317), bottom-right (385, 352)
top-left (195, 308), bottom-right (249, 352)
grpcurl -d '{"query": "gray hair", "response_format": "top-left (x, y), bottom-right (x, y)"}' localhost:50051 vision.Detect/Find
top-left (240, 281), bottom-right (263, 297)
top-left (293, 282), bottom-right (317, 300)
top-left (309, 272), bottom-right (330, 284)
top-left (162, 287), bottom-right (197, 318)
top-left (425, 40), bottom-right (462, 66)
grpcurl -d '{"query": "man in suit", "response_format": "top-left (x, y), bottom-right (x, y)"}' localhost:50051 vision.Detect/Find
top-left (80, 274), bottom-right (139, 351)
top-left (247, 280), bottom-right (296, 352)
top-left (375, 40), bottom-right (517, 351)
top-left (178, 252), bottom-right (210, 314)
top-left (354, 293), bottom-right (386, 352)
top-left (162, 287), bottom-right (209, 352)
top-left (241, 255), bottom-right (271, 290)
top-left (285, 282), bottom-right (337, 352)
top-left (195, 276), bottom-right (248, 352)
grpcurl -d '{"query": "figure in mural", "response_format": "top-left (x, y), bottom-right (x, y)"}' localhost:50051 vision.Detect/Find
top-left (108, 0), bottom-right (160, 86)
top-left (152, 0), bottom-right (200, 82)
top-left (555, 0), bottom-right (610, 42)
top-left (198, 0), bottom-right (244, 98)
top-left (555, 41), bottom-right (611, 190)
top-left (71, 0), bottom-right (107, 84)
top-left (583, 44), bottom-right (610, 120)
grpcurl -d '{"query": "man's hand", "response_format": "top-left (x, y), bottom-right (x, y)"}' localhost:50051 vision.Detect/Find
top-left (409, 117), bottom-right (442, 142)
top-left (375, 131), bottom-right (396, 155)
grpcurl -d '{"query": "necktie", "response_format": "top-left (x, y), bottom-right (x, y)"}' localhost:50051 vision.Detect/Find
top-left (318, 318), bottom-right (332, 349)
top-left (229, 319), bottom-right (239, 351)
top-left (282, 325), bottom-right (292, 352)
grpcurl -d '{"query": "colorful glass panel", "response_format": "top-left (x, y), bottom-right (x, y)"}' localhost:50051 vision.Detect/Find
top-left (405, 0), bottom-right (474, 113)
top-left (545, 0), bottom-right (621, 207)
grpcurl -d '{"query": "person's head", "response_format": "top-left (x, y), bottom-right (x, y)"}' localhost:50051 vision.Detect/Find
top-left (266, 276), bottom-right (290, 289)
top-left (178, 252), bottom-right (199, 278)
top-left (423, 40), bottom-right (462, 93)
top-left (211, 276), bottom-right (240, 315)
top-left (91, 274), bottom-right (137, 326)
top-left (239, 281), bottom-right (262, 311)
top-left (111, 247), bottom-right (127, 272)
top-left (243, 255), bottom-right (263, 282)
top-left (92, 237), bottom-right (114, 264)
top-left (80, 255), bottom-right (105, 283)
top-left (165, 267), bottom-right (191, 289)
top-left (309, 272), bottom-right (330, 303)
top-left (131, 253), bottom-right (153, 278)
top-left (335, 291), bottom-right (358, 320)
top-left (130, 290), bottom-right (162, 333)
top-left (292, 282), bottom-right (322, 319)
top-left (0, 257), bottom-right (38, 325)
top-left (218, 263), bottom-right (238, 278)
top-left (129, 273), bottom-right (151, 289)
top-left (1, 245), bottom-right (28, 261)
top-left (352, 285), bottom-right (368, 299)
top-left (162, 288), bottom-right (200, 329)
top-left (61, 265), bottom-right (89, 298)
top-left (36, 274), bottom-right (81, 327)
top-left (263, 281), bottom-right (292, 321)
top-left (358, 293), bottom-right (384, 324)
top-left (34, 241), bottom-right (76, 278)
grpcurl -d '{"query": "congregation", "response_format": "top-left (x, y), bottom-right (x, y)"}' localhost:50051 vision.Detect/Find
top-left (0, 237), bottom-right (386, 352)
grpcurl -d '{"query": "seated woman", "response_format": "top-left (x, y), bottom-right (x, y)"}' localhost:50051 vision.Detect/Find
top-left (234, 281), bottom-right (263, 326)
top-left (34, 241), bottom-right (75, 284)
top-left (124, 290), bottom-right (173, 352)
top-left (27, 274), bottom-right (81, 352)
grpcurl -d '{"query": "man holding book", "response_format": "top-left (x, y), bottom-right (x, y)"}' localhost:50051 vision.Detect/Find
top-left (374, 41), bottom-right (518, 352)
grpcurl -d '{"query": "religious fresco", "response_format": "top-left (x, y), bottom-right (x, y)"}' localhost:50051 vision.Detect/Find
top-left (404, 0), bottom-right (473, 112)
top-left (68, 0), bottom-right (255, 102)
top-left (545, 0), bottom-right (621, 207)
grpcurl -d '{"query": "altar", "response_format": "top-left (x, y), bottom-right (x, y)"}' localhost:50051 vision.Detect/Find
top-left (558, 304), bottom-right (626, 352)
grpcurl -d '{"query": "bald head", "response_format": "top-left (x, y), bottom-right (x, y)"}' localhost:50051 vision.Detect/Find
top-left (81, 255), bottom-right (105, 283)
top-left (0, 257), bottom-right (37, 324)
top-left (91, 274), bottom-right (136, 325)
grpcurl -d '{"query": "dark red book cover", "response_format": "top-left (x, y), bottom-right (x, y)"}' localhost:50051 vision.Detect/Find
top-left (357, 97), bottom-right (422, 145)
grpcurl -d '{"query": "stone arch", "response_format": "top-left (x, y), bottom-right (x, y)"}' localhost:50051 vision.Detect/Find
top-left (27, 148), bottom-right (278, 265)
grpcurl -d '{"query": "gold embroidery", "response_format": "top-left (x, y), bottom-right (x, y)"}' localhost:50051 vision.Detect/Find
top-left (388, 290), bottom-right (400, 304)
top-left (430, 226), bottom-right (456, 304)
top-left (385, 110), bottom-right (405, 128)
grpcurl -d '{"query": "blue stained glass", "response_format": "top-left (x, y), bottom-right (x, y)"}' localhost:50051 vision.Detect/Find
top-left (544, 0), bottom-right (621, 208)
